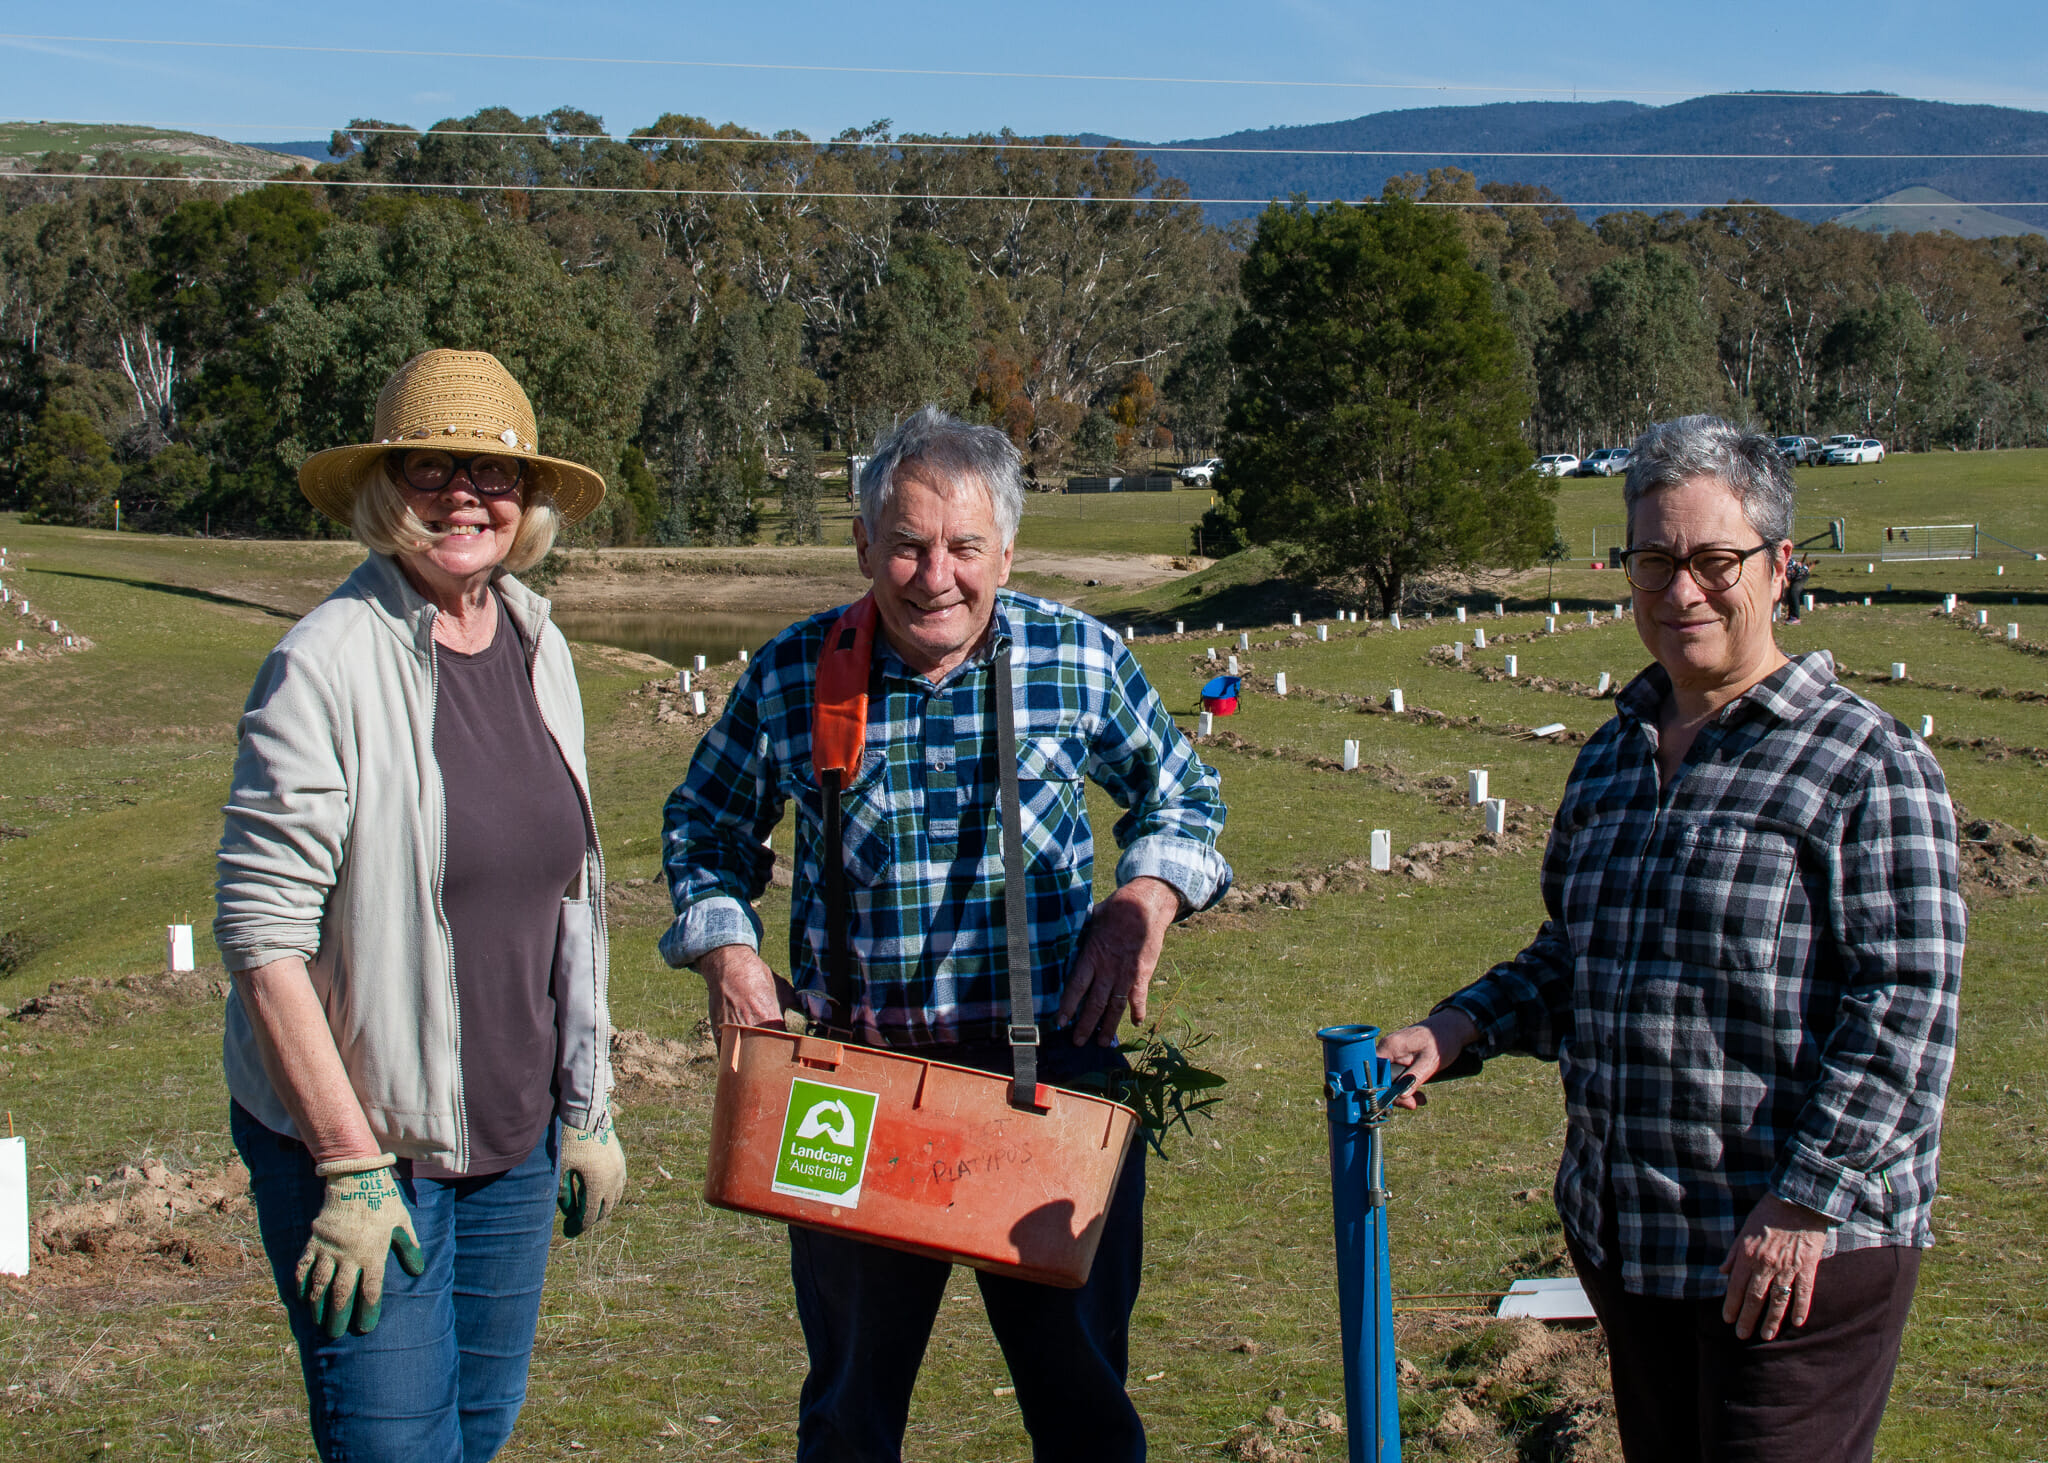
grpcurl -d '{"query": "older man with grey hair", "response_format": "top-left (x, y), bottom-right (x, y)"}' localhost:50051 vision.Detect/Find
top-left (660, 406), bottom-right (1231, 1461)
top-left (1380, 415), bottom-right (1964, 1461)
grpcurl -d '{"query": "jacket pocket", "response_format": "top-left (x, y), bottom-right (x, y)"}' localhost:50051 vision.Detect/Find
top-left (1657, 823), bottom-right (1797, 972)
top-left (553, 895), bottom-right (600, 1124)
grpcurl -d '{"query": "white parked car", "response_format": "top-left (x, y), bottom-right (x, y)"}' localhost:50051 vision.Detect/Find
top-left (1823, 438), bottom-right (1885, 465)
top-left (1578, 447), bottom-right (1630, 477)
top-left (1532, 453), bottom-right (1581, 477)
top-left (1178, 457), bottom-right (1223, 486)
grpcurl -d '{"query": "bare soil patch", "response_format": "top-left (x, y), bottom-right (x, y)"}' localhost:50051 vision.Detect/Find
top-left (1953, 807), bottom-right (2048, 895)
top-left (1221, 1317), bottom-right (1617, 1461)
top-left (544, 547), bottom-right (1192, 615)
top-left (22, 1159), bottom-right (258, 1288)
top-left (4, 966), bottom-right (230, 1029)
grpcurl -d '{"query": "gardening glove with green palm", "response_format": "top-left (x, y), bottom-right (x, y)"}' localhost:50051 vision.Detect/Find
top-left (558, 1110), bottom-right (627, 1238)
top-left (297, 1153), bottom-right (425, 1339)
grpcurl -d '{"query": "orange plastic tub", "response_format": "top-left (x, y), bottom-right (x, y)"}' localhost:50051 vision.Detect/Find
top-left (703, 1026), bottom-right (1139, 1288)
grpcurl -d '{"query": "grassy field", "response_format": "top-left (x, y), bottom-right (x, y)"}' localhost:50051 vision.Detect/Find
top-left (1551, 446), bottom-right (2048, 563)
top-left (1, 479), bottom-right (2044, 1459)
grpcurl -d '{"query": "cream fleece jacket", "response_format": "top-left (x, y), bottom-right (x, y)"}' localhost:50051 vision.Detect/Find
top-left (214, 553), bottom-right (611, 1169)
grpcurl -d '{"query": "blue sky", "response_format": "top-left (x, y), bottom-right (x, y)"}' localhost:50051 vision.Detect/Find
top-left (1, 1), bottom-right (2042, 145)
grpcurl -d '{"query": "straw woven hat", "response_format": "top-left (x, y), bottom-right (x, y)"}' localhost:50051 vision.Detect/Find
top-left (297, 349), bottom-right (607, 526)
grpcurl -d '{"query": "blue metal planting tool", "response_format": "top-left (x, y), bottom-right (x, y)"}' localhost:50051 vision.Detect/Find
top-left (1318, 1026), bottom-right (1483, 1463)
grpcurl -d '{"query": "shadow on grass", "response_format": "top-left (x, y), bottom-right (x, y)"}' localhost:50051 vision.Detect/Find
top-left (33, 569), bottom-right (301, 621)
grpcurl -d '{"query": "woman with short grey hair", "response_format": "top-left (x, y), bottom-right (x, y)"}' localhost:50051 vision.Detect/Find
top-left (1380, 413), bottom-right (1964, 1461)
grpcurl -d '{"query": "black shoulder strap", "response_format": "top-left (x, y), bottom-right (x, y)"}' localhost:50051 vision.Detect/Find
top-left (822, 765), bottom-right (853, 1027)
top-left (993, 646), bottom-right (1040, 1108)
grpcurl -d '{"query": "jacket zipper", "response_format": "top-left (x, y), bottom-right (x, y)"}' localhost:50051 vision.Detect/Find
top-left (522, 597), bottom-right (609, 1126)
top-left (425, 612), bottom-right (471, 1174)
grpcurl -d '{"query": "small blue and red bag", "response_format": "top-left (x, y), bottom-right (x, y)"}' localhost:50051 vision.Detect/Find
top-left (1199, 674), bottom-right (1241, 716)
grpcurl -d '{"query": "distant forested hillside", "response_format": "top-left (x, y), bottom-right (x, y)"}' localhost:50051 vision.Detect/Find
top-left (3, 101), bottom-right (2046, 546)
top-left (1117, 93), bottom-right (2048, 231)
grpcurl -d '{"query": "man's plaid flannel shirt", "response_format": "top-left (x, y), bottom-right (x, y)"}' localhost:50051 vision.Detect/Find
top-left (659, 589), bottom-right (1231, 1046)
top-left (1442, 651), bottom-right (1965, 1298)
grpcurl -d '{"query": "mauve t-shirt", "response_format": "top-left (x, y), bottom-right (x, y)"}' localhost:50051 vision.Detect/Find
top-left (414, 596), bottom-right (587, 1178)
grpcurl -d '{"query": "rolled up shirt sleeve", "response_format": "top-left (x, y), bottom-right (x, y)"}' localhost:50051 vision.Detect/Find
top-left (1089, 638), bottom-right (1231, 915)
top-left (1770, 746), bottom-right (1965, 1222)
top-left (214, 643), bottom-right (351, 973)
top-left (658, 661), bottom-right (782, 970)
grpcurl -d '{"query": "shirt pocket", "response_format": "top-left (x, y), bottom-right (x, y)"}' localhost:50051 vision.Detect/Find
top-left (813, 748), bottom-right (893, 887)
top-left (1656, 823), bottom-right (1797, 972)
top-left (1013, 734), bottom-right (1090, 871)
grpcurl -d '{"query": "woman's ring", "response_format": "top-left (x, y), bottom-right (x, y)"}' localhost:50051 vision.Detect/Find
top-left (1770, 1280), bottom-right (1793, 1297)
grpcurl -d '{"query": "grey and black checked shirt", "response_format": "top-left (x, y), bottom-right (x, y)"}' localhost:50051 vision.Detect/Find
top-left (1443, 651), bottom-right (1965, 1297)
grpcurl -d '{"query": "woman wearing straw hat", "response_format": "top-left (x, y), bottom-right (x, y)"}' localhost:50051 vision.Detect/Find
top-left (215, 348), bottom-right (626, 1462)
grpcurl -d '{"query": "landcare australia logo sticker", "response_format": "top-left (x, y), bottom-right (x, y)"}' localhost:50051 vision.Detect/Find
top-left (773, 1077), bottom-right (880, 1206)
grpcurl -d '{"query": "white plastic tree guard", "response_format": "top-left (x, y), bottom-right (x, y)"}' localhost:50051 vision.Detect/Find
top-left (1343, 740), bottom-right (1360, 771)
top-left (1456, 606), bottom-right (1467, 623)
top-left (1892, 663), bottom-right (1907, 680)
top-left (1921, 715), bottom-right (1934, 737)
top-left (1468, 770), bottom-right (1489, 805)
top-left (691, 691), bottom-right (707, 716)
top-left (1597, 673), bottom-right (1612, 695)
top-left (1198, 712), bottom-right (1214, 737)
top-left (1390, 614), bottom-right (1402, 631)
top-left (1545, 617), bottom-right (1557, 634)
top-left (1275, 672), bottom-right (1289, 695)
top-left (693, 655), bottom-right (707, 672)
top-left (166, 924), bottom-right (195, 973)
top-left (1388, 689), bottom-right (1405, 713)
top-left (1474, 629), bottom-right (1487, 649)
top-left (1370, 830), bottom-right (1392, 872)
top-left (1318, 624), bottom-right (1329, 641)
top-left (1227, 655), bottom-right (1240, 674)
top-left (1505, 655), bottom-right (1518, 677)
top-left (1483, 799), bottom-right (1507, 836)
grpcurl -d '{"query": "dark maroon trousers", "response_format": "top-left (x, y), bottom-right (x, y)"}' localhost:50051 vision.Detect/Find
top-left (1568, 1232), bottom-right (1920, 1463)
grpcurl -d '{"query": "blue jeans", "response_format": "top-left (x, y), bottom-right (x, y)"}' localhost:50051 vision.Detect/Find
top-left (232, 1103), bottom-right (559, 1463)
top-left (788, 1043), bottom-right (1149, 1463)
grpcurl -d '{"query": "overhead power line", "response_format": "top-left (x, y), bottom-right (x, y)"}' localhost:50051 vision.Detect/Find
top-left (4, 32), bottom-right (2047, 108)
top-left (7, 170), bottom-right (2039, 213)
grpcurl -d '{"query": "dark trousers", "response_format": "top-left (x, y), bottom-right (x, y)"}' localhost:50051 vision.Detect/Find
top-left (787, 1042), bottom-right (1148, 1463)
top-left (1568, 1231), bottom-right (1920, 1463)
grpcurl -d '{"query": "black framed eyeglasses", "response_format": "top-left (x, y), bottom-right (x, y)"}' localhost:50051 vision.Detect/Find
top-left (1616, 542), bottom-right (1775, 594)
top-left (389, 448), bottom-right (525, 497)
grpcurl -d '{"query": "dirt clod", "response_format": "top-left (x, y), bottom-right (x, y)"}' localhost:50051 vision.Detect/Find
top-left (28, 1160), bottom-right (254, 1285)
top-left (609, 1023), bottom-right (719, 1098)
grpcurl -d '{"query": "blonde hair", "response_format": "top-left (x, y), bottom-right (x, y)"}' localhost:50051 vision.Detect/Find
top-left (350, 460), bottom-right (559, 576)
